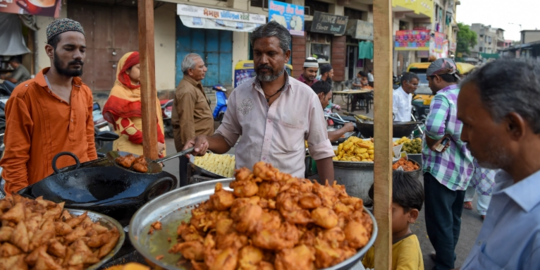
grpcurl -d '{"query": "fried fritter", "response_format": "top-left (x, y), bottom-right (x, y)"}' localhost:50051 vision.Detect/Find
top-left (175, 162), bottom-right (372, 269)
top-left (275, 244), bottom-right (314, 270)
top-left (115, 154), bottom-right (136, 168)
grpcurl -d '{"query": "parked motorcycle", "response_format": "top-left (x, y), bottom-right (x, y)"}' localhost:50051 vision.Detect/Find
top-left (161, 99), bottom-right (174, 138)
top-left (212, 85), bottom-right (227, 122)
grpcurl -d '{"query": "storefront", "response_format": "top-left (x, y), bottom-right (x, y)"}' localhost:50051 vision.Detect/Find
top-left (0, 0), bottom-right (55, 79)
top-left (176, 4), bottom-right (266, 88)
top-left (345, 19), bottom-right (374, 81)
top-left (308, 11), bottom-right (348, 82)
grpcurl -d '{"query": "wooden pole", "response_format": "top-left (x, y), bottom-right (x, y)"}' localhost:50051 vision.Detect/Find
top-left (138, 0), bottom-right (158, 159)
top-left (373, 0), bottom-right (393, 269)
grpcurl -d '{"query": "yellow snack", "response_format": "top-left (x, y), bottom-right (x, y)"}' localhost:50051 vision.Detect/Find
top-left (194, 153), bottom-right (236, 177)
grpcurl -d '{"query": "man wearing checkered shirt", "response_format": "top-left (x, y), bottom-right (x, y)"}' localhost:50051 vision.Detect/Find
top-left (421, 58), bottom-right (474, 270)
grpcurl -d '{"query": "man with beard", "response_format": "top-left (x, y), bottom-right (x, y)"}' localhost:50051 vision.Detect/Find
top-left (458, 59), bottom-right (540, 269)
top-left (422, 58), bottom-right (474, 270)
top-left (297, 57), bottom-right (319, 87)
top-left (184, 21), bottom-right (335, 182)
top-left (0, 19), bottom-right (97, 194)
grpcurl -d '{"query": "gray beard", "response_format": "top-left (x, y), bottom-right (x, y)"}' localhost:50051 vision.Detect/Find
top-left (257, 68), bottom-right (285, 82)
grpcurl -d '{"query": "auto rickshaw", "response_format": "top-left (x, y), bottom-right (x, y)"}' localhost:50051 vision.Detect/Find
top-left (406, 62), bottom-right (475, 122)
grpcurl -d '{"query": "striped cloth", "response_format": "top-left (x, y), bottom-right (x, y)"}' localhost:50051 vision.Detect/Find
top-left (422, 84), bottom-right (474, 191)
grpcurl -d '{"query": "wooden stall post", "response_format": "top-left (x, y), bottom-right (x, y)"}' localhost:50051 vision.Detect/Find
top-left (138, 0), bottom-right (158, 159)
top-left (373, 0), bottom-right (393, 269)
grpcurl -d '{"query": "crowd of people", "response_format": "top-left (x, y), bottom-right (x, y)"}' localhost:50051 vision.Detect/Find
top-left (0, 17), bottom-right (539, 270)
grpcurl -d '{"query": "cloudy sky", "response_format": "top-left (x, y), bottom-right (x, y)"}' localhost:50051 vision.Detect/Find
top-left (456, 0), bottom-right (539, 41)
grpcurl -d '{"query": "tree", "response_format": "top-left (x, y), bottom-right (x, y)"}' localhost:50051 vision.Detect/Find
top-left (456, 23), bottom-right (477, 55)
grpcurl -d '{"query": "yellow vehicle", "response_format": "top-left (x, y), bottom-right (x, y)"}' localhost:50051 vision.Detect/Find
top-left (234, 60), bottom-right (293, 88)
top-left (406, 62), bottom-right (475, 122)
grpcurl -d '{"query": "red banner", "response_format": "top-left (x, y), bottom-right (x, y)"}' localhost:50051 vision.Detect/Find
top-left (0, 0), bottom-right (61, 18)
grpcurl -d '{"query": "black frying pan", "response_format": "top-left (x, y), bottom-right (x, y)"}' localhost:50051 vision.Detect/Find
top-left (18, 152), bottom-right (178, 226)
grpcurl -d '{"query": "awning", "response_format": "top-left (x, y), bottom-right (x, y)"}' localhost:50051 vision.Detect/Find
top-left (0, 13), bottom-right (31, 56)
top-left (177, 4), bottom-right (266, 33)
top-left (480, 53), bottom-right (500, 59)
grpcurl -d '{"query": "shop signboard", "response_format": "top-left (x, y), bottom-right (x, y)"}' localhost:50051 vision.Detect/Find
top-left (177, 4), bottom-right (266, 32)
top-left (0, 0), bottom-right (61, 17)
top-left (347, 20), bottom-right (373, 40)
top-left (394, 30), bottom-right (430, 51)
top-left (310, 11), bottom-right (348, 35)
top-left (268, 0), bottom-right (305, 36)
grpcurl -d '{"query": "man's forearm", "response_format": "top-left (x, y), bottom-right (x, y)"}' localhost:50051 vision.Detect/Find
top-left (328, 129), bottom-right (346, 142)
top-left (316, 157), bottom-right (334, 184)
top-left (207, 134), bottom-right (232, 154)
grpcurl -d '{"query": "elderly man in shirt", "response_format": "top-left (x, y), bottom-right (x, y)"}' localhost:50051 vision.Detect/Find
top-left (458, 59), bottom-right (540, 270)
top-left (0, 19), bottom-right (97, 194)
top-left (422, 58), bottom-right (474, 270)
top-left (392, 72), bottom-right (418, 122)
top-left (172, 53), bottom-right (214, 186)
top-left (184, 21), bottom-right (335, 182)
top-left (297, 57), bottom-right (319, 87)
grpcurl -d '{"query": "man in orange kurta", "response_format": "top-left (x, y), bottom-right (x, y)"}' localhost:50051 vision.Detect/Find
top-left (0, 19), bottom-right (97, 194)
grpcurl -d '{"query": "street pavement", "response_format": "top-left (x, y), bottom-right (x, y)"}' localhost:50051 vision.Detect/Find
top-left (161, 98), bottom-right (483, 269)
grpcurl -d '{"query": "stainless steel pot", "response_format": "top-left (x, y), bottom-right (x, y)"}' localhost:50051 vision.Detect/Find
top-left (333, 161), bottom-right (375, 205)
top-left (129, 178), bottom-right (378, 270)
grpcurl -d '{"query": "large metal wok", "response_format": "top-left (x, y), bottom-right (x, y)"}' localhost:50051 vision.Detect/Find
top-left (129, 179), bottom-right (378, 270)
top-left (356, 120), bottom-right (420, 138)
top-left (18, 151), bottom-right (178, 226)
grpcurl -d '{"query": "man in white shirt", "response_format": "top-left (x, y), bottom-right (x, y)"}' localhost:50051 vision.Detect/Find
top-left (392, 72), bottom-right (418, 122)
top-left (367, 69), bottom-right (374, 87)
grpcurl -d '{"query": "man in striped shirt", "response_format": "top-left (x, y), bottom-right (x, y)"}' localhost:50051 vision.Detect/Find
top-left (422, 58), bottom-right (474, 270)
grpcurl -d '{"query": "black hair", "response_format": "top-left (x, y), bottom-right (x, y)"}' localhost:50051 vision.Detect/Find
top-left (437, 73), bottom-right (458, 83)
top-left (47, 34), bottom-right (62, 50)
top-left (8, 56), bottom-right (21, 64)
top-left (368, 171), bottom-right (424, 212)
top-left (461, 58), bottom-right (540, 134)
top-left (401, 72), bottom-right (419, 85)
top-left (250, 21), bottom-right (291, 54)
top-left (311, 81), bottom-right (332, 95)
top-left (369, 69), bottom-right (372, 72)
top-left (358, 71), bottom-right (368, 77)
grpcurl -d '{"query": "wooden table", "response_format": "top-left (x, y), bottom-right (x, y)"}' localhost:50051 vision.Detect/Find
top-left (333, 89), bottom-right (373, 113)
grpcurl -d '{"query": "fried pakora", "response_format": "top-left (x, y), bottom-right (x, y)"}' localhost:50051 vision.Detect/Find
top-left (115, 154), bottom-right (136, 168)
top-left (0, 194), bottom-right (120, 269)
top-left (174, 162), bottom-right (373, 270)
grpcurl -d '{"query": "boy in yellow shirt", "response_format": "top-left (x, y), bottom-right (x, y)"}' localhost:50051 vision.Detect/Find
top-left (363, 171), bottom-right (425, 270)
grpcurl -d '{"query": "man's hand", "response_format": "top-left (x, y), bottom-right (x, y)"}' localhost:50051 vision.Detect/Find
top-left (157, 142), bottom-right (165, 156)
top-left (426, 135), bottom-right (450, 153)
top-left (183, 135), bottom-right (209, 156)
top-left (343, 122), bottom-right (354, 132)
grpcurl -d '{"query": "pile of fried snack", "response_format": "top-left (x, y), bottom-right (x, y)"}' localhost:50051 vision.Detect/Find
top-left (169, 162), bottom-right (373, 270)
top-left (392, 157), bottom-right (420, 172)
top-left (116, 154), bottom-right (148, 173)
top-left (194, 153), bottom-right (236, 178)
top-left (0, 195), bottom-right (120, 269)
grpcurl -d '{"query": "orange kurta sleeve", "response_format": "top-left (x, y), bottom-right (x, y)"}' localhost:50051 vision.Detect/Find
top-left (0, 95), bottom-right (33, 194)
top-left (85, 89), bottom-right (98, 160)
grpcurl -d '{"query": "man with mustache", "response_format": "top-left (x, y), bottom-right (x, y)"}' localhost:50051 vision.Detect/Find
top-left (184, 21), bottom-right (335, 182)
top-left (458, 59), bottom-right (540, 270)
top-left (0, 19), bottom-right (97, 194)
top-left (297, 57), bottom-right (319, 87)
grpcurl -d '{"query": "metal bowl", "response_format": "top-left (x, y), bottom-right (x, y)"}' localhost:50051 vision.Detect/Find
top-left (129, 179), bottom-right (378, 270)
top-left (189, 153), bottom-right (235, 179)
top-left (66, 209), bottom-right (125, 270)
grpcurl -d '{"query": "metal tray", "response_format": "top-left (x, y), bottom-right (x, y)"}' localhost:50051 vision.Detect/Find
top-left (129, 179), bottom-right (378, 270)
top-left (189, 153), bottom-right (235, 179)
top-left (66, 209), bottom-right (125, 270)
